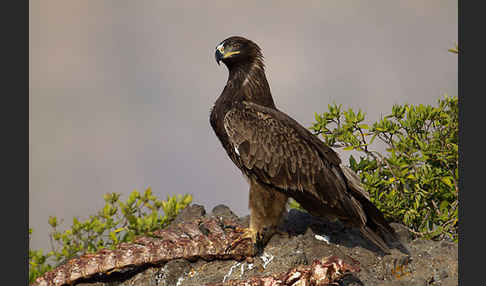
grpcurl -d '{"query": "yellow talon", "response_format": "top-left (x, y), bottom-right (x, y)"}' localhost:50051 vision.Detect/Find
top-left (226, 227), bottom-right (258, 254)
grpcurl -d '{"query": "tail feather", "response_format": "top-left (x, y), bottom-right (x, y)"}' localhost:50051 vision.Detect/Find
top-left (360, 197), bottom-right (399, 254)
top-left (360, 225), bottom-right (391, 254)
top-left (340, 165), bottom-right (399, 253)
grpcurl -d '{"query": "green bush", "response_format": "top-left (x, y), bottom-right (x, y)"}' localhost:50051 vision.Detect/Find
top-left (29, 188), bottom-right (192, 283)
top-left (299, 95), bottom-right (457, 242)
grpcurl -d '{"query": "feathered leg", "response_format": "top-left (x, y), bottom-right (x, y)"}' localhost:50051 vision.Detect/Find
top-left (227, 179), bottom-right (288, 255)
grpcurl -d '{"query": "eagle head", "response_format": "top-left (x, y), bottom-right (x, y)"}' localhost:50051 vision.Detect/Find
top-left (215, 36), bottom-right (263, 68)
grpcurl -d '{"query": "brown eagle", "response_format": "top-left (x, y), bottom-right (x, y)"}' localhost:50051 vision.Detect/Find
top-left (210, 36), bottom-right (397, 254)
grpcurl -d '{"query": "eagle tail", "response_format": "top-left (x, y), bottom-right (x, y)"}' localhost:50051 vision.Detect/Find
top-left (360, 225), bottom-right (392, 254)
top-left (340, 165), bottom-right (398, 254)
top-left (360, 198), bottom-right (398, 254)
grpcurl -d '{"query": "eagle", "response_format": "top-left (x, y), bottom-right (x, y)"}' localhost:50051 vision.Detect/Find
top-left (210, 36), bottom-right (398, 254)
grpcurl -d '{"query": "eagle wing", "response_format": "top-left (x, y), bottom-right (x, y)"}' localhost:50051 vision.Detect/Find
top-left (224, 101), bottom-right (364, 217)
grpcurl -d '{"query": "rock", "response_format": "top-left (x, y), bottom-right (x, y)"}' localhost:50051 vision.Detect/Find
top-left (156, 259), bottom-right (192, 286)
top-left (33, 206), bottom-right (458, 286)
top-left (390, 223), bottom-right (413, 244)
top-left (209, 204), bottom-right (239, 221)
top-left (171, 204), bottom-right (207, 225)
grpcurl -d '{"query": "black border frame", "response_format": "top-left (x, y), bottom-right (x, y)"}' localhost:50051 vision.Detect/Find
top-left (5, 0), bottom-right (28, 285)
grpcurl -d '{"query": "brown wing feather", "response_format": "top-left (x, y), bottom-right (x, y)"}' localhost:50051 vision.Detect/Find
top-left (225, 102), bottom-right (322, 191)
top-left (223, 101), bottom-right (365, 221)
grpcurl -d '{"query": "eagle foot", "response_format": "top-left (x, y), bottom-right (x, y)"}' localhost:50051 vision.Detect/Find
top-left (225, 227), bottom-right (263, 256)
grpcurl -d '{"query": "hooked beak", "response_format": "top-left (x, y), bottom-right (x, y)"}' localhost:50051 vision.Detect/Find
top-left (215, 48), bottom-right (223, 66)
top-left (215, 42), bottom-right (240, 66)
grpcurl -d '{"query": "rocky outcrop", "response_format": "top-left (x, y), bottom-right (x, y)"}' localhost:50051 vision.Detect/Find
top-left (31, 204), bottom-right (458, 286)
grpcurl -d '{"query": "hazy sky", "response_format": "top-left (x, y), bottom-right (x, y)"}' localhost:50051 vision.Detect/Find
top-left (29, 0), bottom-right (457, 251)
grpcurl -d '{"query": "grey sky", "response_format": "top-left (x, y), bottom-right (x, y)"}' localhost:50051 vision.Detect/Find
top-left (29, 0), bottom-right (457, 251)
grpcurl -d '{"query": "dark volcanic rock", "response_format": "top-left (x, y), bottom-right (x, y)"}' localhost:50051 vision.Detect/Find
top-left (35, 204), bottom-right (458, 286)
top-left (171, 204), bottom-right (207, 224)
top-left (210, 204), bottom-right (239, 221)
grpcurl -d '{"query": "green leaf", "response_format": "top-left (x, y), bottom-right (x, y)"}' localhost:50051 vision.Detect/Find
top-left (48, 216), bottom-right (58, 228)
top-left (406, 174), bottom-right (416, 180)
top-left (441, 177), bottom-right (454, 188)
top-left (109, 231), bottom-right (118, 243)
top-left (349, 155), bottom-right (357, 170)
